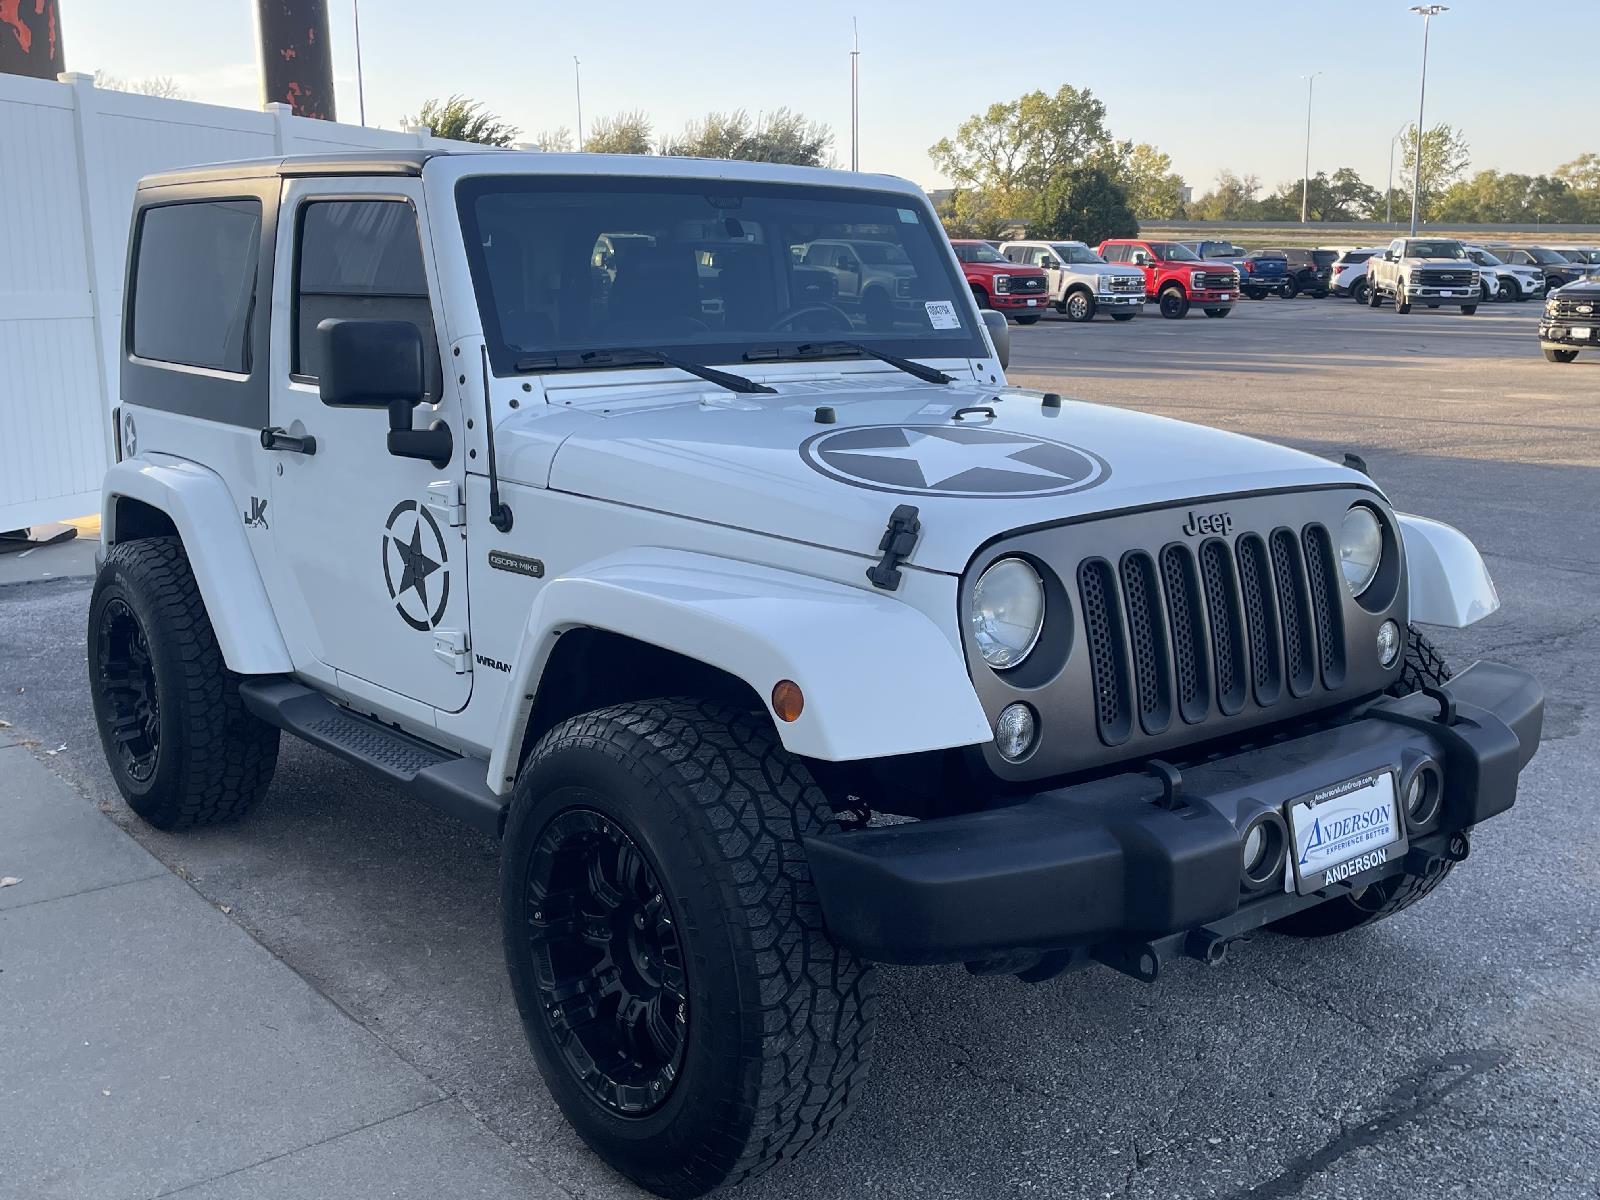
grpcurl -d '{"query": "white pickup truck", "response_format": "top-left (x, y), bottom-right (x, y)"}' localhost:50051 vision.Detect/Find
top-left (1365, 237), bottom-right (1482, 314)
top-left (999, 240), bottom-right (1147, 322)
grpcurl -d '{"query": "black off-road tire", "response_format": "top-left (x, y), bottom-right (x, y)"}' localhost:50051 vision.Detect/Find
top-left (1110, 310), bottom-right (1137, 321)
top-left (1158, 286), bottom-right (1189, 319)
top-left (1368, 283), bottom-right (1383, 308)
top-left (1350, 279), bottom-right (1369, 305)
top-left (1270, 625), bottom-right (1454, 938)
top-left (1244, 287), bottom-right (1265, 301)
top-left (1282, 278), bottom-right (1300, 300)
top-left (1203, 307), bottom-right (1232, 318)
top-left (1544, 347), bottom-right (1579, 363)
top-left (501, 699), bottom-right (876, 1199)
top-left (1013, 313), bottom-right (1042, 325)
top-left (87, 536), bottom-right (279, 829)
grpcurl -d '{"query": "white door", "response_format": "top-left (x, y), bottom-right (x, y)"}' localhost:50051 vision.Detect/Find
top-left (264, 178), bottom-right (471, 711)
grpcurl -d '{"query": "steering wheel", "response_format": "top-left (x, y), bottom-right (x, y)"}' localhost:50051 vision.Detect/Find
top-left (768, 302), bottom-right (854, 333)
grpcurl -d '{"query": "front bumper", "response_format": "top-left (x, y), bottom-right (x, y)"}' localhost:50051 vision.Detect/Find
top-left (991, 293), bottom-right (1047, 310)
top-left (1191, 289), bottom-right (1235, 305)
top-left (807, 661), bottom-right (1541, 970)
top-left (1095, 293), bottom-right (1145, 307)
top-left (1540, 321), bottom-right (1600, 347)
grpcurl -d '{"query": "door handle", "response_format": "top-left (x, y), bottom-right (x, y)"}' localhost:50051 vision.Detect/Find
top-left (260, 426), bottom-right (317, 456)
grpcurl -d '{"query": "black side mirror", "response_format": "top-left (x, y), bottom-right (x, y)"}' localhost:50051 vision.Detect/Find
top-left (980, 309), bottom-right (1010, 370)
top-left (1040, 257), bottom-right (1058, 270)
top-left (317, 318), bottom-right (451, 468)
top-left (318, 319), bottom-right (424, 409)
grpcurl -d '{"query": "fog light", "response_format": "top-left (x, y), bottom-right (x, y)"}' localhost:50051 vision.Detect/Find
top-left (1403, 765), bottom-right (1442, 827)
top-left (994, 703), bottom-right (1037, 761)
top-left (1239, 815), bottom-right (1287, 890)
top-left (1377, 620), bottom-right (1402, 668)
top-left (1242, 825), bottom-right (1266, 872)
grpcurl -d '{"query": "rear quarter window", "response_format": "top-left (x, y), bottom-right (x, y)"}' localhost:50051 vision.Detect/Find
top-left (131, 199), bottom-right (262, 372)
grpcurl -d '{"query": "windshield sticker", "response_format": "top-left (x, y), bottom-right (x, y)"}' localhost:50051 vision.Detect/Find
top-left (925, 300), bottom-right (961, 330)
top-left (897, 208), bottom-right (919, 224)
top-left (799, 424), bottom-right (1110, 498)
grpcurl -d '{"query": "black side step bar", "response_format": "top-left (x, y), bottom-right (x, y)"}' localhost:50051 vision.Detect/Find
top-left (238, 677), bottom-right (507, 839)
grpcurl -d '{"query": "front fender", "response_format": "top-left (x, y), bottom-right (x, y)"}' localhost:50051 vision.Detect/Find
top-left (102, 457), bottom-right (293, 674)
top-left (487, 548), bottom-right (993, 793)
top-left (1398, 513), bottom-right (1500, 628)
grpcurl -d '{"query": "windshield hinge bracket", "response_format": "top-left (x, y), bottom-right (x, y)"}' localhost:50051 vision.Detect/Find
top-left (866, 504), bottom-right (921, 592)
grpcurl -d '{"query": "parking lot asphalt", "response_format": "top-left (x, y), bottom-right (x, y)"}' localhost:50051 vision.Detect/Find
top-left (2, 296), bottom-right (1597, 1199)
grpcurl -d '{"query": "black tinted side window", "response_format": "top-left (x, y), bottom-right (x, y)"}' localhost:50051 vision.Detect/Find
top-left (293, 200), bottom-right (437, 388)
top-left (131, 200), bottom-right (262, 372)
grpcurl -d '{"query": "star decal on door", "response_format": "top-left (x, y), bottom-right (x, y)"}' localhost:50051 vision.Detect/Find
top-left (382, 500), bottom-right (451, 631)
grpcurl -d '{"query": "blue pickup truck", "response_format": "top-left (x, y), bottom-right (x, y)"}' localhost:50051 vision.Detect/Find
top-left (1239, 251), bottom-right (1293, 299)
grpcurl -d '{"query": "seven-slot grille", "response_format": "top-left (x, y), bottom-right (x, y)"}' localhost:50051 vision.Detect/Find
top-left (1077, 526), bottom-right (1347, 746)
top-left (1199, 270), bottom-right (1238, 290)
top-left (1108, 274), bottom-right (1144, 294)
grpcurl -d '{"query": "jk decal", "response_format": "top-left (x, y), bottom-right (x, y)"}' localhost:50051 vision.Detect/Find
top-left (800, 424), bottom-right (1109, 498)
top-left (382, 500), bottom-right (451, 632)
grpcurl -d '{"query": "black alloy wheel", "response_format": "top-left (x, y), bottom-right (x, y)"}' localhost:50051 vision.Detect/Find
top-left (1351, 279), bottom-right (1369, 304)
top-left (95, 597), bottom-right (161, 784)
top-left (1159, 287), bottom-right (1189, 319)
top-left (525, 808), bottom-right (688, 1116)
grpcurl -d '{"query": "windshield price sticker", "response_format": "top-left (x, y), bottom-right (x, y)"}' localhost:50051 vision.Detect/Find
top-left (897, 208), bottom-right (919, 224)
top-left (1287, 771), bottom-right (1405, 895)
top-left (925, 300), bottom-right (961, 330)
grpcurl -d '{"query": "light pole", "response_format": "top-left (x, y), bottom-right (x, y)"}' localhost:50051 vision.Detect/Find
top-left (1408, 5), bottom-right (1447, 235)
top-left (1385, 122), bottom-right (1408, 225)
top-left (1300, 71), bottom-right (1321, 223)
top-left (352, 0), bottom-right (366, 126)
top-left (573, 56), bottom-right (584, 149)
top-left (850, 18), bottom-right (860, 171)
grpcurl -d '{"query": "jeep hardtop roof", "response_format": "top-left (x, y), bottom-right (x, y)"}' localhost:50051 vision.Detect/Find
top-left (136, 150), bottom-right (920, 195)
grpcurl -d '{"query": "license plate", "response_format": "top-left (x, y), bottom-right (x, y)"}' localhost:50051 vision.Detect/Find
top-left (1219, 293), bottom-right (1230, 301)
top-left (1025, 299), bottom-right (1037, 307)
top-left (1572, 326), bottom-right (1592, 339)
top-left (1286, 771), bottom-right (1405, 895)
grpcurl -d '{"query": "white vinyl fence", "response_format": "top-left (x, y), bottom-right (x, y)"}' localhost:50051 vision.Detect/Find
top-left (0, 71), bottom-right (484, 531)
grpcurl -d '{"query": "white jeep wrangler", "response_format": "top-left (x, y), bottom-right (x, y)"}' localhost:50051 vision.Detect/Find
top-left (91, 151), bottom-right (1542, 1199)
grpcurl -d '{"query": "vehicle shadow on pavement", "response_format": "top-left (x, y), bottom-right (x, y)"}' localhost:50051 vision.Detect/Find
top-left (1, 439), bottom-right (1597, 1199)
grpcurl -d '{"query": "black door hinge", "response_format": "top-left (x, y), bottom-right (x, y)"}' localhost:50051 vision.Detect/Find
top-left (866, 504), bottom-right (922, 591)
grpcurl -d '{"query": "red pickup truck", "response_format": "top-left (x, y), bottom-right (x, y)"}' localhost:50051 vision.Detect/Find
top-left (1098, 238), bottom-right (1239, 319)
top-left (950, 240), bottom-right (1049, 324)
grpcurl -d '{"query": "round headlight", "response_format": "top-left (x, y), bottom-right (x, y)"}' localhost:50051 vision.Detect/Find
top-left (1339, 506), bottom-right (1384, 597)
top-left (970, 558), bottom-right (1045, 669)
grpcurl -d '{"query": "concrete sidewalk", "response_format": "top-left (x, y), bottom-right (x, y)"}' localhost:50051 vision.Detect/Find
top-left (0, 743), bottom-right (562, 1200)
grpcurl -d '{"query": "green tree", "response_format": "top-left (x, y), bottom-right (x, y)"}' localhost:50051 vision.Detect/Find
top-left (401, 95), bottom-right (518, 146)
top-left (1188, 170), bottom-right (1262, 221)
top-left (1034, 167), bottom-right (1137, 245)
top-left (1115, 142), bottom-right (1186, 219)
top-left (584, 110), bottom-right (654, 155)
top-left (1554, 153), bottom-right (1600, 192)
top-left (929, 85), bottom-right (1120, 229)
top-left (1399, 122), bottom-right (1470, 220)
top-left (1327, 167), bottom-right (1381, 219)
top-left (531, 127), bottom-right (573, 152)
top-left (662, 108), bottom-right (832, 166)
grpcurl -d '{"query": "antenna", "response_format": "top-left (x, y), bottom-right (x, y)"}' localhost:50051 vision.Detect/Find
top-left (850, 18), bottom-right (860, 171)
top-left (574, 56), bottom-right (584, 148)
top-left (480, 346), bottom-right (513, 533)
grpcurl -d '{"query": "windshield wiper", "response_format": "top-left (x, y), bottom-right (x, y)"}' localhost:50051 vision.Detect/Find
top-left (743, 341), bottom-right (954, 386)
top-left (513, 348), bottom-right (774, 394)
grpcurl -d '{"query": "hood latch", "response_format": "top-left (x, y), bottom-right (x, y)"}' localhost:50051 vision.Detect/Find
top-left (866, 504), bottom-right (922, 592)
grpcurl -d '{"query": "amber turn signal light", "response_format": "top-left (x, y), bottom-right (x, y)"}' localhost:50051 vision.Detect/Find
top-left (771, 680), bottom-right (804, 723)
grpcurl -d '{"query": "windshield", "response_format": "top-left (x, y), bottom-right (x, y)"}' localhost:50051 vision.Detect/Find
top-left (1468, 248), bottom-right (1502, 265)
top-left (1406, 241), bottom-right (1468, 259)
top-left (1527, 247), bottom-right (1570, 265)
top-left (1149, 242), bottom-right (1200, 262)
top-left (457, 175), bottom-right (985, 373)
top-left (952, 242), bottom-right (1008, 264)
top-left (1051, 243), bottom-right (1104, 264)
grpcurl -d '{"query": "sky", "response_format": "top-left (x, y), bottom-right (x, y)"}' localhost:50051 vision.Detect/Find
top-left (54, 0), bottom-right (1600, 197)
